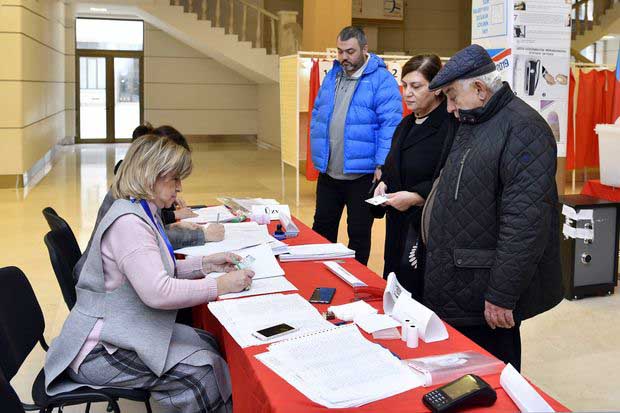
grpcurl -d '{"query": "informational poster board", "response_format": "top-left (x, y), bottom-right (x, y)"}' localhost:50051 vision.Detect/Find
top-left (472, 0), bottom-right (571, 157)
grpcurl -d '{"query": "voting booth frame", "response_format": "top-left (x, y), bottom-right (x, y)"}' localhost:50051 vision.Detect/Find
top-left (278, 51), bottom-right (450, 205)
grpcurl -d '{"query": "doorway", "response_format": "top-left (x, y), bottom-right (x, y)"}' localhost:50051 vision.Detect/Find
top-left (75, 18), bottom-right (144, 143)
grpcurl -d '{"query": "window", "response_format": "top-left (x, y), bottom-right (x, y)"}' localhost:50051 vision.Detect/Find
top-left (76, 18), bottom-right (143, 51)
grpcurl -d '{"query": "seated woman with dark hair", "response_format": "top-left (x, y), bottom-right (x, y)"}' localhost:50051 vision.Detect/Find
top-left (45, 135), bottom-right (252, 412)
top-left (74, 124), bottom-right (224, 281)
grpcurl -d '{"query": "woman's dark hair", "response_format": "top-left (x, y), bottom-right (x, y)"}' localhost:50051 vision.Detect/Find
top-left (401, 54), bottom-right (442, 83)
top-left (131, 123), bottom-right (190, 151)
top-left (132, 122), bottom-right (153, 140)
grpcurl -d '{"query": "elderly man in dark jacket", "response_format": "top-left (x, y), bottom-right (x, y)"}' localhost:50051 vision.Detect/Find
top-left (421, 44), bottom-right (563, 370)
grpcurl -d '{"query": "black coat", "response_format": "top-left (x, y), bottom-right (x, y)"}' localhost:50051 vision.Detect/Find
top-left (372, 99), bottom-right (457, 296)
top-left (424, 83), bottom-right (563, 326)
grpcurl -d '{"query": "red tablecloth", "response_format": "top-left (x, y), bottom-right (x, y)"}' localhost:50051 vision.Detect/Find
top-left (581, 179), bottom-right (620, 201)
top-left (193, 219), bottom-right (569, 413)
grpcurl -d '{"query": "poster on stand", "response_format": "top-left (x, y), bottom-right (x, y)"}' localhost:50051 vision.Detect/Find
top-left (472, 0), bottom-right (570, 156)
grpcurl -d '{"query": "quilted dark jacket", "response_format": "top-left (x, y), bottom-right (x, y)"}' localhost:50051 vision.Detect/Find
top-left (423, 83), bottom-right (563, 326)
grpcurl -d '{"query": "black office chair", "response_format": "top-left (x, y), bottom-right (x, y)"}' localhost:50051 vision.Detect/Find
top-left (41, 207), bottom-right (81, 257)
top-left (0, 266), bottom-right (152, 413)
top-left (43, 230), bottom-right (80, 310)
top-left (41, 207), bottom-right (83, 310)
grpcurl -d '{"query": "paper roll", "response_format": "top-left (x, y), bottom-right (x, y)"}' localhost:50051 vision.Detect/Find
top-left (401, 319), bottom-right (411, 341)
top-left (406, 324), bottom-right (419, 348)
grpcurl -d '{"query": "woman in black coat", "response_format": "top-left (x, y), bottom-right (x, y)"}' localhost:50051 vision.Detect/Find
top-left (372, 54), bottom-right (457, 299)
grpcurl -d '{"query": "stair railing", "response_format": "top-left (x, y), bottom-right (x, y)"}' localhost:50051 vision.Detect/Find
top-left (172, 0), bottom-right (280, 55)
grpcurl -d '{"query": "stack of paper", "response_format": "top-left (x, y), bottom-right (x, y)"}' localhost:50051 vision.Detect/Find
top-left (182, 206), bottom-right (236, 224)
top-left (175, 223), bottom-right (271, 256)
top-left (256, 324), bottom-right (424, 408)
top-left (268, 236), bottom-right (289, 255)
top-left (218, 197), bottom-right (279, 214)
top-left (279, 243), bottom-right (355, 262)
top-left (208, 294), bottom-right (335, 347)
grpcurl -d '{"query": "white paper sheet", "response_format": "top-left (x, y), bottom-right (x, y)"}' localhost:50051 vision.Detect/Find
top-left (327, 300), bottom-right (377, 322)
top-left (323, 261), bottom-right (367, 287)
top-left (256, 325), bottom-right (424, 408)
top-left (251, 204), bottom-right (291, 220)
top-left (354, 313), bottom-right (401, 334)
top-left (279, 243), bottom-right (355, 262)
top-left (182, 205), bottom-right (236, 224)
top-left (218, 276), bottom-right (298, 300)
top-left (213, 243), bottom-right (285, 280)
top-left (383, 272), bottom-right (411, 316)
top-left (390, 293), bottom-right (449, 343)
top-left (381, 273), bottom-right (448, 342)
top-left (175, 224), bottom-right (271, 256)
top-left (208, 294), bottom-right (334, 348)
top-left (500, 364), bottom-right (554, 412)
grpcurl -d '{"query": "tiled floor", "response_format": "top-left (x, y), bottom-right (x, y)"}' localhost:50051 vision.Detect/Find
top-left (3, 140), bottom-right (619, 412)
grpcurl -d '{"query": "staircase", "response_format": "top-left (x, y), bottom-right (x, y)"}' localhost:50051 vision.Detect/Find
top-left (572, 0), bottom-right (620, 60)
top-left (134, 0), bottom-right (281, 83)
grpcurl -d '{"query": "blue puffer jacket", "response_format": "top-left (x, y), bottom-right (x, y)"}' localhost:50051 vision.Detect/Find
top-left (310, 54), bottom-right (403, 174)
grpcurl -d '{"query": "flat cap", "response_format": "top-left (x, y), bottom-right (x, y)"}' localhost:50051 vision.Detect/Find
top-left (429, 44), bottom-right (496, 91)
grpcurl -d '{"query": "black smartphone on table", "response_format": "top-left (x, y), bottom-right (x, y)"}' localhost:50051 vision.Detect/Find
top-left (309, 287), bottom-right (336, 304)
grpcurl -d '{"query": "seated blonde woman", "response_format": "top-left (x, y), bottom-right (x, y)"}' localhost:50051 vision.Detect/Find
top-left (44, 135), bottom-right (253, 412)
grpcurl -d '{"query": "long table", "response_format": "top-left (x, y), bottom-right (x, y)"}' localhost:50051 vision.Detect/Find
top-left (192, 218), bottom-right (568, 412)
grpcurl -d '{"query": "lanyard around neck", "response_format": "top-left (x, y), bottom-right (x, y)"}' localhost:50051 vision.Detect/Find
top-left (134, 199), bottom-right (176, 269)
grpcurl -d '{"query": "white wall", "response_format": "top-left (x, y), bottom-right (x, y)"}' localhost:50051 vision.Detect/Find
top-left (144, 23), bottom-right (259, 136)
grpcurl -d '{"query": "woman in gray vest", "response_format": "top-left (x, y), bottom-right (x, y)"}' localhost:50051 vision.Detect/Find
top-left (44, 135), bottom-right (254, 412)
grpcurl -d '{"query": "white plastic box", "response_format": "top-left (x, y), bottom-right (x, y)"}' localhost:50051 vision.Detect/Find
top-left (595, 124), bottom-right (620, 187)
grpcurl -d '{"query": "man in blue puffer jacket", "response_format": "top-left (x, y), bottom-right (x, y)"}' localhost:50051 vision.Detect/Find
top-left (310, 26), bottom-right (402, 265)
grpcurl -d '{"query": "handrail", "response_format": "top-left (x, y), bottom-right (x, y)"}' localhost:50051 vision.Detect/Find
top-left (236, 0), bottom-right (279, 21)
top-left (178, 0), bottom-right (281, 54)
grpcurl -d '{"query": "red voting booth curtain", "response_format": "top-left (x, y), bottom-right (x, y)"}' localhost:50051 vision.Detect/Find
top-left (566, 70), bottom-right (576, 170)
top-left (603, 70), bottom-right (616, 124)
top-left (612, 51), bottom-right (620, 124)
top-left (573, 70), bottom-right (608, 169)
top-left (305, 59), bottom-right (320, 181)
top-left (567, 69), bottom-right (616, 171)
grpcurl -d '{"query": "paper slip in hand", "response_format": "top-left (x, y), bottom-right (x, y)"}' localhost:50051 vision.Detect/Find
top-left (354, 313), bottom-right (401, 334)
top-left (500, 364), bottom-right (554, 412)
top-left (365, 195), bottom-right (389, 206)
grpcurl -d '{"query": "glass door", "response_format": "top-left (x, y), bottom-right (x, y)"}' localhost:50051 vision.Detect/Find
top-left (76, 52), bottom-right (143, 143)
top-left (114, 57), bottom-right (141, 140)
top-left (78, 57), bottom-right (107, 140)
top-left (75, 18), bottom-right (144, 143)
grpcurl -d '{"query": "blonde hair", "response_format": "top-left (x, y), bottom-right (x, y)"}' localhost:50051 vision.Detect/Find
top-left (112, 134), bottom-right (192, 201)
